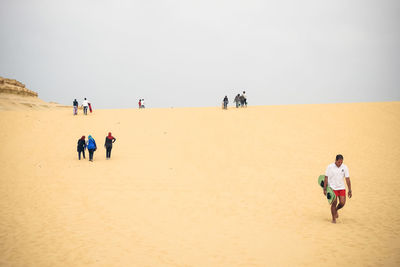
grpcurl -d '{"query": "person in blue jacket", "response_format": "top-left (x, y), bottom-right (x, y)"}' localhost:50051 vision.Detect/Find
top-left (86, 135), bottom-right (97, 162)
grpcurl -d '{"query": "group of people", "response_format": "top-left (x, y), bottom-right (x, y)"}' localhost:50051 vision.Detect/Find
top-left (223, 91), bottom-right (247, 109)
top-left (77, 132), bottom-right (117, 161)
top-left (72, 95), bottom-right (351, 224)
top-left (138, 99), bottom-right (145, 109)
top-left (73, 98), bottom-right (92, 115)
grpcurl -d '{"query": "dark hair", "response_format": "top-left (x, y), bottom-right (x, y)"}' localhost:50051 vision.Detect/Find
top-left (336, 154), bottom-right (343, 161)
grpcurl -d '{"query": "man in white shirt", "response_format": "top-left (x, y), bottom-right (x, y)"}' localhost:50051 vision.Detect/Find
top-left (323, 154), bottom-right (352, 223)
top-left (82, 98), bottom-right (89, 115)
top-left (242, 91), bottom-right (247, 107)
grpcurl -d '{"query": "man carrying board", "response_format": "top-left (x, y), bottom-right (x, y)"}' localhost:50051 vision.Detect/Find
top-left (82, 98), bottom-right (89, 115)
top-left (324, 154), bottom-right (352, 223)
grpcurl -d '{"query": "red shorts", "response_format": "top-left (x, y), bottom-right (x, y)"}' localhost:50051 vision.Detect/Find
top-left (333, 189), bottom-right (346, 197)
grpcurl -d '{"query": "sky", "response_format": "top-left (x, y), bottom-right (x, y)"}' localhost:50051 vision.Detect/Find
top-left (1, 0), bottom-right (399, 109)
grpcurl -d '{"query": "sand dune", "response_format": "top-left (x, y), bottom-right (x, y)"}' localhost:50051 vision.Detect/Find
top-left (0, 102), bottom-right (399, 266)
top-left (0, 76), bottom-right (68, 110)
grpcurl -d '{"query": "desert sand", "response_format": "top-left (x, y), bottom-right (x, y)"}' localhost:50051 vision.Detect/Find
top-left (0, 102), bottom-right (399, 266)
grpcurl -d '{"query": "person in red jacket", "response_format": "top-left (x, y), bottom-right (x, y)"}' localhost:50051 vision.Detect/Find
top-left (104, 132), bottom-right (116, 159)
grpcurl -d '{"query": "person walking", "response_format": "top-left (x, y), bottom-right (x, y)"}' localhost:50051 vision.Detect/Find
top-left (242, 91), bottom-right (247, 107)
top-left (234, 94), bottom-right (240, 108)
top-left (82, 98), bottom-right (89, 115)
top-left (239, 94), bottom-right (245, 107)
top-left (77, 136), bottom-right (86, 160)
top-left (323, 154), bottom-right (352, 223)
top-left (104, 132), bottom-right (116, 159)
top-left (223, 96), bottom-right (229, 109)
top-left (86, 135), bottom-right (97, 162)
top-left (141, 99), bottom-right (145, 108)
top-left (138, 99), bottom-right (142, 109)
top-left (73, 99), bottom-right (78, 115)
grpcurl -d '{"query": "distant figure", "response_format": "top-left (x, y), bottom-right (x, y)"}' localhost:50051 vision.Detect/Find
top-left (88, 102), bottom-right (93, 113)
top-left (242, 91), bottom-right (247, 107)
top-left (82, 98), bottom-right (89, 115)
top-left (223, 96), bottom-right (229, 109)
top-left (86, 135), bottom-right (97, 162)
top-left (73, 99), bottom-right (78, 115)
top-left (239, 94), bottom-right (245, 107)
top-left (77, 136), bottom-right (86, 160)
top-left (141, 99), bottom-right (145, 108)
top-left (104, 132), bottom-right (116, 159)
top-left (234, 94), bottom-right (240, 108)
top-left (323, 154), bottom-right (352, 223)
top-left (138, 99), bottom-right (142, 109)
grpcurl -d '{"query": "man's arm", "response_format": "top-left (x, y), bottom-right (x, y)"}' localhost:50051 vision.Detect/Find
top-left (346, 177), bottom-right (352, 198)
top-left (323, 176), bottom-right (328, 195)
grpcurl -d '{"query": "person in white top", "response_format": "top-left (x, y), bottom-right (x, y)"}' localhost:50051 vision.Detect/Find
top-left (323, 154), bottom-right (352, 223)
top-left (82, 98), bottom-right (89, 115)
top-left (242, 91), bottom-right (247, 107)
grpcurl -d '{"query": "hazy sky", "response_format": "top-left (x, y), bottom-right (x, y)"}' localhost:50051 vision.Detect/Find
top-left (1, 0), bottom-right (399, 108)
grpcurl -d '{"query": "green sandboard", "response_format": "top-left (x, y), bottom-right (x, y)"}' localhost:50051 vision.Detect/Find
top-left (318, 175), bottom-right (336, 204)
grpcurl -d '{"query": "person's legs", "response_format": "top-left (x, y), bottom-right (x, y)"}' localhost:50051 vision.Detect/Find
top-left (330, 197), bottom-right (338, 223)
top-left (78, 151), bottom-right (81, 160)
top-left (82, 149), bottom-right (85, 159)
top-left (89, 149), bottom-right (94, 161)
top-left (107, 147), bottom-right (112, 158)
top-left (336, 195), bottom-right (346, 218)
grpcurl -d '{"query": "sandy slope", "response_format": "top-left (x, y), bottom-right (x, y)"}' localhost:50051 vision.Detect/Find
top-left (0, 102), bottom-right (399, 266)
top-left (0, 94), bottom-right (69, 111)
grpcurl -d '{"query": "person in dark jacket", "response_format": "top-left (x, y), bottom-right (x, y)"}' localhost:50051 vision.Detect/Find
top-left (223, 96), bottom-right (229, 109)
top-left (104, 132), bottom-right (116, 159)
top-left (86, 135), bottom-right (97, 162)
top-left (77, 135), bottom-right (86, 160)
top-left (239, 94), bottom-right (245, 107)
top-left (73, 99), bottom-right (78, 115)
top-left (234, 94), bottom-right (240, 108)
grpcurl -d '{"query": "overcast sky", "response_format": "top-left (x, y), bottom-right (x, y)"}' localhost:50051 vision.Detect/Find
top-left (1, 0), bottom-right (399, 109)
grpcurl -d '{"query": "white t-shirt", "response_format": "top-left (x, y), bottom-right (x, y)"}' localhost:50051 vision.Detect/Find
top-left (325, 163), bottom-right (350, 190)
top-left (82, 100), bottom-right (89, 107)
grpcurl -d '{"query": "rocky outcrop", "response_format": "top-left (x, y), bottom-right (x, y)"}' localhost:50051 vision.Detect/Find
top-left (0, 76), bottom-right (38, 97)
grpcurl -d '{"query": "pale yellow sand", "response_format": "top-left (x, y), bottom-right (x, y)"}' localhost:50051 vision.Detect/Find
top-left (0, 102), bottom-right (399, 266)
top-left (0, 93), bottom-right (69, 111)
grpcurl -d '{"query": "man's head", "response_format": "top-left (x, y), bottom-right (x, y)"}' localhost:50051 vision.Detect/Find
top-left (84, 98), bottom-right (87, 100)
top-left (335, 154), bottom-right (344, 167)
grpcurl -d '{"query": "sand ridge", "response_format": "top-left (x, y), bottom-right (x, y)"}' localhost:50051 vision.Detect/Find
top-left (0, 102), bottom-right (399, 266)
